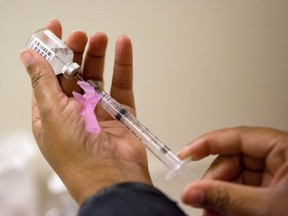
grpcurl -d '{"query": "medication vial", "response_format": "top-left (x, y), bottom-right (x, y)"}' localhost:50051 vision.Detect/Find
top-left (26, 29), bottom-right (80, 79)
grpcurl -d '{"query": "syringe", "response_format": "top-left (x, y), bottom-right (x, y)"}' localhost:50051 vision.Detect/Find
top-left (25, 28), bottom-right (192, 180)
top-left (87, 79), bottom-right (192, 180)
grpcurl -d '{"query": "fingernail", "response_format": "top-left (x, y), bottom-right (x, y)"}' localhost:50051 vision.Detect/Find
top-left (177, 150), bottom-right (184, 158)
top-left (187, 190), bottom-right (204, 207)
top-left (177, 147), bottom-right (200, 161)
top-left (177, 144), bottom-right (190, 156)
top-left (20, 49), bottom-right (35, 68)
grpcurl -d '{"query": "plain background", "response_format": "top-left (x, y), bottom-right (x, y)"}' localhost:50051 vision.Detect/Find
top-left (0, 1), bottom-right (288, 215)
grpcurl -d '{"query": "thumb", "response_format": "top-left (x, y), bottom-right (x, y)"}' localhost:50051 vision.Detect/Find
top-left (182, 180), bottom-right (273, 216)
top-left (20, 49), bottom-right (64, 114)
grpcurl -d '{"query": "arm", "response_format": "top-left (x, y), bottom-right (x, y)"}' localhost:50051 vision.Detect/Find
top-left (78, 183), bottom-right (187, 216)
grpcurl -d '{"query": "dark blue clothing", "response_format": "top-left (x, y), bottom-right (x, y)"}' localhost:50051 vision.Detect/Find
top-left (78, 182), bottom-right (187, 216)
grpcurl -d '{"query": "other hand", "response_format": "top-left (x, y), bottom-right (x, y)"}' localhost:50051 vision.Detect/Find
top-left (179, 126), bottom-right (288, 216)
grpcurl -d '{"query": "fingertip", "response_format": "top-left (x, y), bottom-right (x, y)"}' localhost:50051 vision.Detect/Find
top-left (20, 48), bottom-right (50, 70)
top-left (115, 34), bottom-right (133, 65)
top-left (65, 31), bottom-right (88, 52)
top-left (20, 48), bottom-right (58, 88)
top-left (118, 34), bottom-right (131, 41)
top-left (116, 34), bottom-right (132, 49)
top-left (181, 183), bottom-right (204, 207)
top-left (20, 49), bottom-right (35, 69)
top-left (86, 32), bottom-right (108, 57)
top-left (90, 32), bottom-right (108, 42)
top-left (177, 141), bottom-right (205, 161)
top-left (177, 144), bottom-right (191, 159)
top-left (45, 18), bottom-right (62, 38)
top-left (177, 151), bottom-right (189, 161)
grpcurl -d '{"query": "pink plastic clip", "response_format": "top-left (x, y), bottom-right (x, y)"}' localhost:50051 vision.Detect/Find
top-left (72, 81), bottom-right (101, 133)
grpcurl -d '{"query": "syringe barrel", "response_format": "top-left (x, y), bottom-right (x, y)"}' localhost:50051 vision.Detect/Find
top-left (86, 80), bottom-right (192, 180)
top-left (97, 89), bottom-right (183, 170)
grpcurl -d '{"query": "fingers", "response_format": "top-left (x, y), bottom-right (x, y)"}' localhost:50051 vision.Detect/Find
top-left (202, 155), bottom-right (242, 181)
top-left (110, 35), bottom-right (135, 110)
top-left (65, 31), bottom-right (88, 65)
top-left (82, 32), bottom-right (108, 85)
top-left (35, 20), bottom-right (135, 111)
top-left (179, 127), bottom-right (285, 161)
top-left (20, 49), bottom-right (65, 116)
top-left (202, 155), bottom-right (264, 186)
top-left (182, 180), bottom-right (274, 216)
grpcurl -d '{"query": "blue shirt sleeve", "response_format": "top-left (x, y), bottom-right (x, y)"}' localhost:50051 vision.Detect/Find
top-left (78, 182), bottom-right (187, 216)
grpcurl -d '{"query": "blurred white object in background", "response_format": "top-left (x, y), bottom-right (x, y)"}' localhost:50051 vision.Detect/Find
top-left (0, 132), bottom-right (78, 216)
top-left (0, 132), bottom-right (38, 216)
top-left (44, 173), bottom-right (78, 216)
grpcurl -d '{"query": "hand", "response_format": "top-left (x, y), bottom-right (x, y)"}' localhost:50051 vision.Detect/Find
top-left (20, 19), bottom-right (152, 204)
top-left (178, 126), bottom-right (288, 216)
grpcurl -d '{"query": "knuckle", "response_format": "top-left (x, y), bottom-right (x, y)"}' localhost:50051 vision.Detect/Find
top-left (207, 188), bottom-right (247, 216)
top-left (205, 187), bottom-right (236, 215)
top-left (27, 62), bottom-right (51, 89)
top-left (27, 65), bottom-right (43, 89)
top-left (212, 188), bottom-right (230, 214)
top-left (31, 71), bottom-right (42, 89)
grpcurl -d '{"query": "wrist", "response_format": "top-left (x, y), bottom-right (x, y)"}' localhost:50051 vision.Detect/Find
top-left (58, 160), bottom-right (152, 204)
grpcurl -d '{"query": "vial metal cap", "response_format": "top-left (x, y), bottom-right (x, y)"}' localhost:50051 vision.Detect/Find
top-left (62, 62), bottom-right (81, 79)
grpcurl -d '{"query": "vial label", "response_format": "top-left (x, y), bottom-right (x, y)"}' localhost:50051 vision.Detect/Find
top-left (26, 29), bottom-right (80, 79)
top-left (30, 37), bottom-right (55, 61)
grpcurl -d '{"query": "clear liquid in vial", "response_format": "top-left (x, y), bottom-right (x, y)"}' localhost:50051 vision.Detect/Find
top-left (26, 29), bottom-right (80, 79)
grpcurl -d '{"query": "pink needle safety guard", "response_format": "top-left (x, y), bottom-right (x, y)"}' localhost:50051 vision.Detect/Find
top-left (72, 81), bottom-right (101, 133)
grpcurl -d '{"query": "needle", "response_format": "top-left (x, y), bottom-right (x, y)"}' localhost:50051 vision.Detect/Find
top-left (77, 73), bottom-right (85, 81)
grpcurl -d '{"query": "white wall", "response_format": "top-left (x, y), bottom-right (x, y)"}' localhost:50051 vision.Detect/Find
top-left (0, 1), bottom-right (288, 215)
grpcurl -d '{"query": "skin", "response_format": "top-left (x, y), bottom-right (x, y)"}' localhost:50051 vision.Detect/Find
top-left (21, 19), bottom-right (288, 216)
top-left (178, 126), bottom-right (288, 216)
top-left (20, 19), bottom-right (152, 205)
